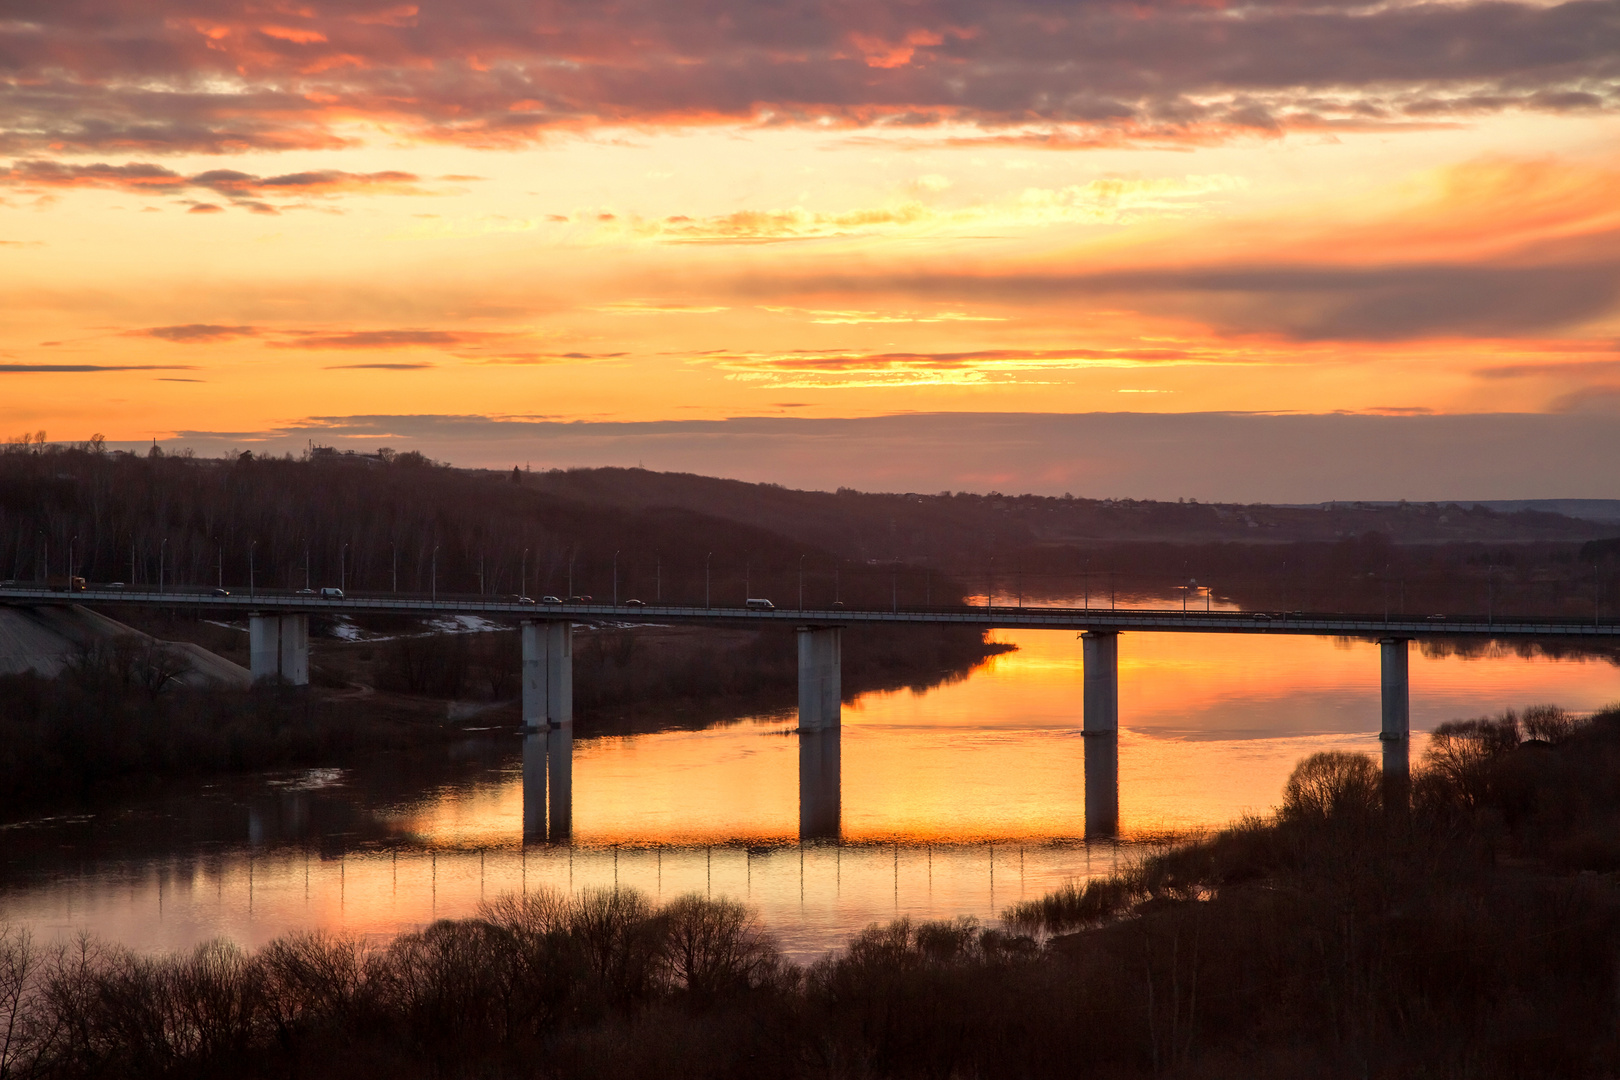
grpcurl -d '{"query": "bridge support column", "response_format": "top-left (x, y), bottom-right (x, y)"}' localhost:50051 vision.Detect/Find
top-left (279, 614), bottom-right (309, 686)
top-left (1083, 631), bottom-right (1120, 837)
top-left (1380, 637), bottom-right (1410, 806)
top-left (797, 626), bottom-right (842, 732)
top-left (249, 613), bottom-right (308, 686)
top-left (249, 614), bottom-right (280, 683)
top-left (521, 620), bottom-right (572, 731)
top-left (1082, 632), bottom-right (1118, 735)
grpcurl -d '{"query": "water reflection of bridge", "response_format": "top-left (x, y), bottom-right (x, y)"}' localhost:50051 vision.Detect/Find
top-left (6, 587), bottom-right (1601, 837)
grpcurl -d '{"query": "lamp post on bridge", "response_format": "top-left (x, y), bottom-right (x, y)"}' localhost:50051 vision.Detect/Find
top-left (612, 550), bottom-right (620, 605)
top-left (431, 545), bottom-right (439, 603)
top-left (705, 551), bottom-right (712, 609)
top-left (798, 554), bottom-right (805, 610)
top-left (340, 543), bottom-right (347, 593)
top-left (248, 541), bottom-right (256, 599)
top-left (159, 537), bottom-right (167, 594)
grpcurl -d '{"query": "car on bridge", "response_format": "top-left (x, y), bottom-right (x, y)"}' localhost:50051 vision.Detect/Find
top-left (745, 598), bottom-right (776, 610)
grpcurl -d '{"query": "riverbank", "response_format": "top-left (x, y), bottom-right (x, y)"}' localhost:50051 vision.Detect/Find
top-left (0, 622), bottom-right (1011, 817)
top-left (2, 702), bottom-right (1616, 1077)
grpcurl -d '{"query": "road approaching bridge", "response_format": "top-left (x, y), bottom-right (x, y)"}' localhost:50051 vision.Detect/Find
top-left (6, 585), bottom-right (1612, 835)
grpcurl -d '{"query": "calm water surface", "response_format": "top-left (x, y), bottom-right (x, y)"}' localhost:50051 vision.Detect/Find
top-left (3, 623), bottom-right (1618, 960)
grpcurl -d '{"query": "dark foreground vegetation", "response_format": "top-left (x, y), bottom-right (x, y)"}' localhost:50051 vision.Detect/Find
top-left (5, 704), bottom-right (1620, 1078)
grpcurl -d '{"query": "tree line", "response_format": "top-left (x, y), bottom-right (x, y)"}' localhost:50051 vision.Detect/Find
top-left (0, 444), bottom-right (953, 610)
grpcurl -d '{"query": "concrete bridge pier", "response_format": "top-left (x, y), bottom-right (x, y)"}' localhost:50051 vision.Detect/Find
top-left (521, 620), bottom-right (572, 731)
top-left (1380, 637), bottom-right (1411, 806)
top-left (799, 727), bottom-right (841, 840)
top-left (797, 626), bottom-right (842, 732)
top-left (1082, 631), bottom-right (1120, 837)
top-left (1082, 631), bottom-right (1119, 735)
top-left (248, 613), bottom-right (309, 686)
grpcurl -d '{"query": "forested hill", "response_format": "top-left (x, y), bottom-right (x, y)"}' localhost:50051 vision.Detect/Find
top-left (2, 445), bottom-right (1612, 612)
top-left (0, 446), bottom-right (930, 608)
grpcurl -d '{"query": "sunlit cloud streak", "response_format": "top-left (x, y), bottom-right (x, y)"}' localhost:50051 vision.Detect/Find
top-left (2, 0), bottom-right (1617, 152)
top-left (0, 161), bottom-right (450, 211)
top-left (0, 363), bottom-right (193, 372)
top-left (130, 324), bottom-right (260, 342)
top-left (268, 329), bottom-right (504, 350)
top-left (710, 346), bottom-right (1255, 387)
top-left (601, 175), bottom-right (1247, 243)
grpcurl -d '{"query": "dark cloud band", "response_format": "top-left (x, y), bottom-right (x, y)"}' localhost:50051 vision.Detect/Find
top-left (1, 0), bottom-right (1616, 151)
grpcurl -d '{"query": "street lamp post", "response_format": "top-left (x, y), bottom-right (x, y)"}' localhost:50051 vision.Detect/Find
top-left (340, 543), bottom-right (347, 593)
top-left (432, 545), bottom-right (439, 603)
top-left (249, 541), bottom-right (256, 599)
top-left (159, 537), bottom-right (167, 594)
top-left (705, 552), bottom-right (712, 608)
top-left (69, 535), bottom-right (77, 588)
top-left (521, 547), bottom-right (528, 599)
top-left (798, 554), bottom-right (805, 610)
top-left (391, 543), bottom-right (397, 594)
top-left (613, 550), bottom-right (620, 605)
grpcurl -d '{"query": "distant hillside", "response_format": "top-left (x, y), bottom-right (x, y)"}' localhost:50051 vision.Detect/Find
top-left (521, 466), bottom-right (1610, 565)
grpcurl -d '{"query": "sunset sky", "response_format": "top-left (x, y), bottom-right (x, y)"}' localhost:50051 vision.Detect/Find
top-left (4, 0), bottom-right (1619, 497)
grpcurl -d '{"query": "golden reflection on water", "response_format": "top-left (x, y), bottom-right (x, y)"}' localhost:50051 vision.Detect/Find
top-left (389, 629), bottom-right (1620, 847)
top-left (6, 629), bottom-right (1620, 958)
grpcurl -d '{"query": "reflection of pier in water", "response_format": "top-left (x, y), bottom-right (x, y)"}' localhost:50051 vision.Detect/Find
top-left (521, 626), bottom-right (1419, 845)
top-left (521, 727), bottom-right (572, 844)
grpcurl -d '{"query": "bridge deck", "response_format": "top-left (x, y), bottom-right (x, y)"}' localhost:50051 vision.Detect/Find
top-left (2, 587), bottom-right (1617, 637)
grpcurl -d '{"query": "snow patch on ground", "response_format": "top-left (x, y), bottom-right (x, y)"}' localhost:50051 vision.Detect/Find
top-left (425, 615), bottom-right (506, 634)
top-left (327, 617), bottom-right (365, 641)
top-left (266, 768), bottom-right (346, 791)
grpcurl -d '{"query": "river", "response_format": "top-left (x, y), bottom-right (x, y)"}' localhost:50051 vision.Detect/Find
top-left (3, 620), bottom-right (1617, 960)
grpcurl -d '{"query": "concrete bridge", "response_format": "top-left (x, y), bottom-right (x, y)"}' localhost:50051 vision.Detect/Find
top-left (6, 586), bottom-right (1616, 838)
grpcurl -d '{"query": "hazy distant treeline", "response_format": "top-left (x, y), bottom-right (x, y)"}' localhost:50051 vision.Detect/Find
top-left (1002, 533), bottom-right (1620, 622)
top-left (4, 704), bottom-right (1620, 1077)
